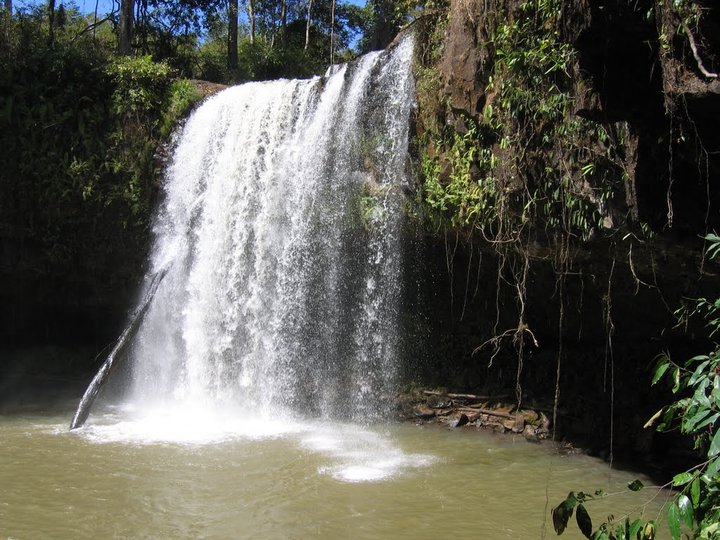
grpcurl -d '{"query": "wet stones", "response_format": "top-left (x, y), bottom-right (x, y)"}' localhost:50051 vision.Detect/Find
top-left (398, 388), bottom-right (552, 442)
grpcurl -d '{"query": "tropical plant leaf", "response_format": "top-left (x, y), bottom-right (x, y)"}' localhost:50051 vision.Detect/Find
top-left (576, 503), bottom-right (592, 538)
top-left (705, 457), bottom-right (720, 481)
top-left (691, 477), bottom-right (701, 507)
top-left (709, 428), bottom-right (720, 458)
top-left (697, 413), bottom-right (720, 434)
top-left (639, 521), bottom-right (655, 540)
top-left (677, 494), bottom-right (694, 528)
top-left (688, 359), bottom-right (711, 386)
top-left (652, 359), bottom-right (670, 385)
top-left (672, 472), bottom-right (694, 487)
top-left (628, 518), bottom-right (643, 538)
top-left (706, 236), bottom-right (720, 260)
top-left (627, 479), bottom-right (644, 492)
top-left (667, 501), bottom-right (681, 540)
top-left (552, 495), bottom-right (577, 535)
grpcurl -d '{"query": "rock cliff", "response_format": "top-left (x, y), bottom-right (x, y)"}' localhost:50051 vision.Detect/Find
top-left (410, 0), bottom-right (720, 457)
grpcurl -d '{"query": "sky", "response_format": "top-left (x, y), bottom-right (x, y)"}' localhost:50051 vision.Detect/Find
top-left (18, 0), bottom-right (366, 18)
top-left (17, 0), bottom-right (119, 16)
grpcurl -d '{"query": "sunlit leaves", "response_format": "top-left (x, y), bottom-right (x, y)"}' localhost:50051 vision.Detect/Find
top-left (672, 472), bottom-right (693, 487)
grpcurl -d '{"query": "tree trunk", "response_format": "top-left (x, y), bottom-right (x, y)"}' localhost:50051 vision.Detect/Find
top-left (246, 0), bottom-right (255, 45)
top-left (279, 0), bottom-right (287, 47)
top-left (118, 0), bottom-right (134, 55)
top-left (228, 0), bottom-right (238, 70)
top-left (329, 0), bottom-right (336, 63)
top-left (304, 0), bottom-right (313, 50)
top-left (69, 268), bottom-right (168, 430)
top-left (47, 0), bottom-right (55, 44)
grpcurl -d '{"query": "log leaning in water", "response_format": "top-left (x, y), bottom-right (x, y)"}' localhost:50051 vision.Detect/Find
top-left (69, 268), bottom-right (168, 430)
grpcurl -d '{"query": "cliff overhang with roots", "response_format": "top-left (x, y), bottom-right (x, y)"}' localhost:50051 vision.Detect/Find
top-left (408, 0), bottom-right (720, 460)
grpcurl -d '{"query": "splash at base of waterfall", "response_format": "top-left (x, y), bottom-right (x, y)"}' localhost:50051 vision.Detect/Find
top-left (76, 404), bottom-right (435, 483)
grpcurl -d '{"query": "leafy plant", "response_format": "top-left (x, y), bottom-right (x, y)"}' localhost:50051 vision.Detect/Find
top-left (553, 234), bottom-right (720, 540)
top-left (416, 0), bottom-right (625, 242)
top-left (552, 481), bottom-right (658, 540)
top-left (107, 55), bottom-right (174, 118)
top-left (648, 237), bottom-right (720, 539)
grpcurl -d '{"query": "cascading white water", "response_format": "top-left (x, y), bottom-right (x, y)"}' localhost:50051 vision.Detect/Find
top-left (125, 36), bottom-right (416, 426)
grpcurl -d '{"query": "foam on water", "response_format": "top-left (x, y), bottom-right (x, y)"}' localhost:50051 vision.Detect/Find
top-left (302, 426), bottom-right (435, 482)
top-left (78, 407), bottom-right (304, 445)
top-left (73, 412), bottom-right (434, 483)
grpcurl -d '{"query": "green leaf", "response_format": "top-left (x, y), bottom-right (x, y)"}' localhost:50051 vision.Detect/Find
top-left (627, 479), bottom-right (644, 492)
top-left (652, 360), bottom-right (670, 385)
top-left (576, 504), bottom-right (592, 538)
top-left (694, 412), bottom-right (720, 433)
top-left (709, 428), bottom-right (720, 458)
top-left (691, 477), bottom-right (701, 506)
top-left (639, 521), bottom-right (655, 540)
top-left (705, 457), bottom-right (720, 479)
top-left (700, 521), bottom-right (719, 538)
top-left (672, 471), bottom-right (694, 487)
top-left (672, 366), bottom-right (681, 393)
top-left (628, 519), bottom-right (643, 538)
top-left (667, 501), bottom-right (681, 540)
top-left (706, 236), bottom-right (720, 260)
top-left (552, 495), bottom-right (577, 535)
top-left (688, 359), bottom-right (711, 386)
top-left (677, 494), bottom-right (693, 528)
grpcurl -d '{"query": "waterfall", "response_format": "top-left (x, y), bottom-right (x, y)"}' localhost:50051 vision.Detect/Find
top-left (124, 36), bottom-right (416, 424)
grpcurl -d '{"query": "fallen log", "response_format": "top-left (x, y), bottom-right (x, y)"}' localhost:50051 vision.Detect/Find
top-left (422, 390), bottom-right (512, 401)
top-left (458, 407), bottom-right (515, 420)
top-left (69, 267), bottom-right (168, 430)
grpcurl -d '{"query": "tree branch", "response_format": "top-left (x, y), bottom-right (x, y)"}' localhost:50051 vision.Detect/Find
top-left (682, 21), bottom-right (718, 79)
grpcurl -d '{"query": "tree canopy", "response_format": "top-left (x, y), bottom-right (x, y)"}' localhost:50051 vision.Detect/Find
top-left (4, 0), bottom-right (418, 83)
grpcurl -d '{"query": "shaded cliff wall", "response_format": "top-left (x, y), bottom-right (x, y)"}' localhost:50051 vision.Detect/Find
top-left (410, 0), bottom-right (720, 456)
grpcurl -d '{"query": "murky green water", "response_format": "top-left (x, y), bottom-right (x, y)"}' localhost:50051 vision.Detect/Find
top-left (1, 405), bottom-right (670, 539)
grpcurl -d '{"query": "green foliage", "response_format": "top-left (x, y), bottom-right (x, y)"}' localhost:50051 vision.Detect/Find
top-left (358, 0), bottom-right (426, 51)
top-left (552, 484), bottom-right (657, 540)
top-left (415, 0), bottom-right (625, 242)
top-left (358, 183), bottom-right (393, 226)
top-left (554, 235), bottom-right (720, 540)
top-left (423, 119), bottom-right (498, 228)
top-left (649, 235), bottom-right (720, 537)
top-left (0, 10), bottom-right (200, 299)
top-left (107, 55), bottom-right (174, 117)
top-left (160, 79), bottom-right (203, 138)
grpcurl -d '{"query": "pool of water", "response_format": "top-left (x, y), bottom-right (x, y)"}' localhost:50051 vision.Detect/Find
top-left (0, 402), bottom-right (671, 539)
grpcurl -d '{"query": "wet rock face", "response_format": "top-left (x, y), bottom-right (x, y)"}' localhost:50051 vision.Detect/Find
top-left (432, 0), bottom-right (720, 233)
top-left (438, 0), bottom-right (484, 116)
top-left (414, 0), bottom-right (720, 458)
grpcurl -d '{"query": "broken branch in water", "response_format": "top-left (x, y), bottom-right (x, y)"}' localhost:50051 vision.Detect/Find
top-left (69, 267), bottom-right (169, 430)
